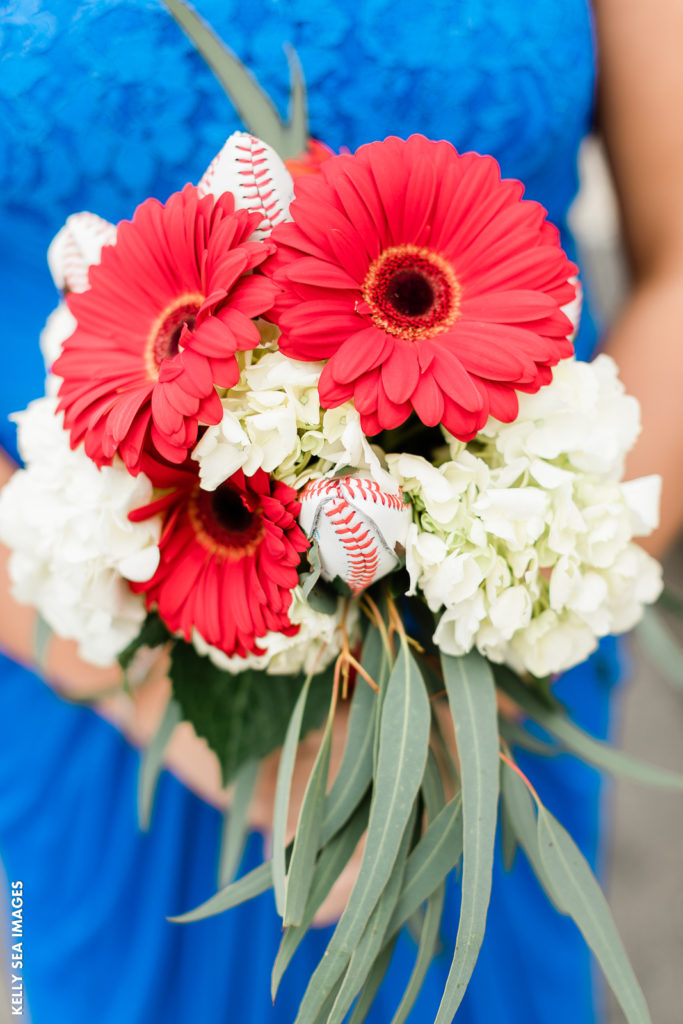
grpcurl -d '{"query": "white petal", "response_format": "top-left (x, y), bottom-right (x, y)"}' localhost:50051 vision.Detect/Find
top-left (197, 131), bottom-right (294, 240)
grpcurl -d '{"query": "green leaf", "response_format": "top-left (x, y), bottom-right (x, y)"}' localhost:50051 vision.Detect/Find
top-left (272, 671), bottom-right (317, 917)
top-left (500, 761), bottom-right (559, 911)
top-left (283, 43), bottom-right (308, 159)
top-left (498, 716), bottom-right (559, 756)
top-left (657, 584), bottom-right (683, 617)
top-left (161, 0), bottom-right (308, 157)
top-left (500, 796), bottom-right (518, 872)
top-left (496, 666), bottom-right (683, 791)
top-left (310, 978), bottom-right (344, 1024)
top-left (169, 641), bottom-right (332, 786)
top-left (387, 795), bottom-right (463, 937)
top-left (636, 606), bottom-right (683, 691)
top-left (168, 860), bottom-right (273, 924)
top-left (33, 613), bottom-right (52, 673)
top-left (138, 696), bottom-right (182, 831)
top-left (293, 644), bottom-right (431, 1024)
top-left (300, 539), bottom-right (323, 600)
top-left (537, 805), bottom-right (651, 1024)
top-left (118, 612), bottom-right (170, 673)
top-left (370, 623), bottom-right (392, 772)
top-left (272, 795), bottom-right (371, 999)
top-left (218, 758), bottom-right (260, 888)
top-left (321, 644), bottom-right (378, 846)
top-left (435, 651), bottom-right (500, 1024)
top-left (421, 748), bottom-right (446, 822)
top-left (390, 880), bottom-right (446, 1024)
top-left (325, 805), bottom-right (417, 1024)
top-left (284, 689), bottom-right (336, 926)
top-left (346, 937), bottom-right (398, 1024)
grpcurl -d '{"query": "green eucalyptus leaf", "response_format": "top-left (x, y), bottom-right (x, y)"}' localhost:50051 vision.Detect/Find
top-left (500, 796), bottom-right (518, 872)
top-left (500, 760), bottom-right (559, 911)
top-left (283, 43), bottom-right (308, 157)
top-left (370, 623), bottom-right (392, 771)
top-left (321, 662), bottom-right (377, 846)
top-left (169, 641), bottom-right (332, 787)
top-left (273, 671), bottom-right (317, 917)
top-left (272, 795), bottom-right (371, 1000)
top-left (429, 700), bottom-right (460, 790)
top-left (325, 805), bottom-right (417, 1024)
top-left (388, 795), bottom-right (462, 937)
top-left (138, 696), bottom-right (182, 831)
top-left (293, 644), bottom-right (431, 1024)
top-left (346, 937), bottom-right (398, 1024)
top-left (537, 806), bottom-right (652, 1024)
top-left (498, 716), bottom-right (559, 756)
top-left (300, 539), bottom-right (323, 600)
top-left (657, 584), bottom-right (683, 617)
top-left (168, 860), bottom-right (273, 924)
top-left (284, 689), bottom-right (336, 926)
top-left (33, 613), bottom-right (52, 672)
top-left (496, 666), bottom-right (683, 791)
top-left (435, 651), bottom-right (500, 1024)
top-left (161, 0), bottom-right (308, 157)
top-left (310, 979), bottom-right (345, 1024)
top-left (218, 758), bottom-right (260, 888)
top-left (421, 747), bottom-right (446, 822)
top-left (636, 606), bottom-right (683, 691)
top-left (390, 880), bottom-right (446, 1024)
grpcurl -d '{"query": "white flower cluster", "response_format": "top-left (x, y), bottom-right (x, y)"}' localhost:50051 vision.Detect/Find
top-left (389, 355), bottom-right (662, 677)
top-left (0, 395), bottom-right (161, 666)
top-left (193, 588), bottom-right (359, 677)
top-left (193, 349), bottom-right (396, 492)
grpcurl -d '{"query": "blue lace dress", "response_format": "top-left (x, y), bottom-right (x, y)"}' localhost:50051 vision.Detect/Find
top-left (0, 2), bottom-right (621, 1021)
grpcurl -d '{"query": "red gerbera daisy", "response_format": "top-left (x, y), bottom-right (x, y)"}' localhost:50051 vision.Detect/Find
top-left (54, 185), bottom-right (279, 473)
top-left (128, 466), bottom-right (309, 658)
top-left (265, 135), bottom-right (578, 440)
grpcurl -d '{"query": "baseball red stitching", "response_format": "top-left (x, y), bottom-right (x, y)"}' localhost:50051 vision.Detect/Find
top-left (200, 135), bottom-right (288, 234)
top-left (301, 477), bottom-right (407, 593)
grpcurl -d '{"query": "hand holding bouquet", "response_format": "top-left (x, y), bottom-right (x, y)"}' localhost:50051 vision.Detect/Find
top-left (0, 125), bottom-right (672, 1024)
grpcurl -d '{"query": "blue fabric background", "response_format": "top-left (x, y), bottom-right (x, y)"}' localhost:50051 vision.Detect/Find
top-left (0, 2), bottom-right (617, 1021)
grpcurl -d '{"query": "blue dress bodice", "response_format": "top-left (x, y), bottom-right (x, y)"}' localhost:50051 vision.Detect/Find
top-left (0, 0), bottom-right (597, 459)
top-left (0, 3), bottom-right (617, 1022)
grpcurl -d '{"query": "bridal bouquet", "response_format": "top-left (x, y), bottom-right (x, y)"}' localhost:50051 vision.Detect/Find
top-left (0, 123), bottom-right (673, 1024)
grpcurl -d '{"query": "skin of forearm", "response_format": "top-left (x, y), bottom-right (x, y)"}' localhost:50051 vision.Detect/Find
top-left (600, 262), bottom-right (683, 558)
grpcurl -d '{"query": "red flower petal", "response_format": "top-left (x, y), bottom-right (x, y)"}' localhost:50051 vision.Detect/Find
top-left (55, 185), bottom-right (274, 473)
top-left (130, 467), bottom-right (308, 657)
top-left (265, 137), bottom-right (577, 439)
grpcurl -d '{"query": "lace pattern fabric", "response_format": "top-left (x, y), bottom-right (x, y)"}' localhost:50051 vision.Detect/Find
top-left (1, 0), bottom-right (595, 235)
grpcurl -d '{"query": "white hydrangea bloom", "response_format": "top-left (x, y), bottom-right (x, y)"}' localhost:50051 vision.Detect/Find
top-left (40, 302), bottom-right (77, 373)
top-left (0, 395), bottom-right (161, 666)
top-left (192, 587), bottom-right (357, 677)
top-left (391, 355), bottom-right (662, 677)
top-left (193, 350), bottom-right (395, 491)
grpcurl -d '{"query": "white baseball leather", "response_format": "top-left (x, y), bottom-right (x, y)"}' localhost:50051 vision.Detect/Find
top-left (47, 212), bottom-right (117, 294)
top-left (299, 476), bottom-right (412, 593)
top-left (197, 131), bottom-right (294, 241)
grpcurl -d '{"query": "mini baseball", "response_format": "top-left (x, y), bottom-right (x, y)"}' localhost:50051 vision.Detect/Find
top-left (47, 211), bottom-right (117, 294)
top-left (197, 131), bottom-right (294, 241)
top-left (299, 476), bottom-right (412, 593)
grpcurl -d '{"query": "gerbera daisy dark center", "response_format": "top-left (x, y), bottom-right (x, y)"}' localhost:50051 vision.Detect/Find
top-left (362, 245), bottom-right (461, 341)
top-left (145, 292), bottom-right (204, 377)
top-left (189, 484), bottom-right (265, 560)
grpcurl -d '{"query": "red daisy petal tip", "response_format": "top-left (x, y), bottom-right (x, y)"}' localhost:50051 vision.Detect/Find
top-left (265, 135), bottom-right (578, 439)
top-left (53, 185), bottom-right (275, 473)
top-left (129, 467), bottom-right (310, 658)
